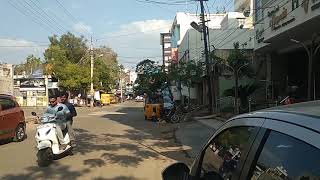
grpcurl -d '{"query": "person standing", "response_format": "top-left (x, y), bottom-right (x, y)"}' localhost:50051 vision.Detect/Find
top-left (60, 92), bottom-right (77, 147)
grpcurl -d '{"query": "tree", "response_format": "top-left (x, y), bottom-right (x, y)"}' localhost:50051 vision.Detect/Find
top-left (168, 60), bottom-right (202, 104)
top-left (44, 32), bottom-right (89, 90)
top-left (134, 59), bottom-right (165, 95)
top-left (14, 55), bottom-right (42, 75)
top-left (89, 46), bottom-right (120, 91)
top-left (213, 42), bottom-right (255, 114)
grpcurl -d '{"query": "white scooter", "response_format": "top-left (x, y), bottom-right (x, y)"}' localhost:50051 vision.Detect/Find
top-left (32, 107), bottom-right (72, 167)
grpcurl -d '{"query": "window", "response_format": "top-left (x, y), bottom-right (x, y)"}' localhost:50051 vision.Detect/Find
top-left (250, 131), bottom-right (320, 180)
top-left (201, 126), bottom-right (260, 180)
top-left (0, 98), bottom-right (16, 110)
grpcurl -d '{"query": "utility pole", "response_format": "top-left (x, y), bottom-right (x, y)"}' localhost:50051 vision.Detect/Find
top-left (198, 0), bottom-right (213, 113)
top-left (90, 36), bottom-right (94, 107)
top-left (120, 69), bottom-right (123, 103)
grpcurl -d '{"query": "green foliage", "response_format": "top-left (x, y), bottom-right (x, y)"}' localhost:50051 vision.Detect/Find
top-left (43, 32), bottom-right (120, 91)
top-left (167, 60), bottom-right (202, 87)
top-left (56, 63), bottom-right (90, 91)
top-left (14, 55), bottom-right (42, 75)
top-left (134, 59), bottom-right (165, 94)
top-left (211, 42), bottom-right (255, 78)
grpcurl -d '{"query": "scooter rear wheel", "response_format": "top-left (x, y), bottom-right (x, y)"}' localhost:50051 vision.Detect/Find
top-left (37, 148), bottom-right (53, 167)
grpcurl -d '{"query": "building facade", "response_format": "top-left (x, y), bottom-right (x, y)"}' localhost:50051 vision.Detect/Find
top-left (0, 64), bottom-right (13, 95)
top-left (253, 0), bottom-right (320, 101)
top-left (160, 33), bottom-right (172, 72)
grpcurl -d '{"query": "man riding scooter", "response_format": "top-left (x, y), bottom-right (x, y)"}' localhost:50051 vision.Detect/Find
top-left (60, 92), bottom-right (77, 147)
top-left (45, 95), bottom-right (70, 150)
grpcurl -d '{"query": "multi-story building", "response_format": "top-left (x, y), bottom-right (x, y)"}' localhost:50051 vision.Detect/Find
top-left (160, 33), bottom-right (172, 72)
top-left (253, 0), bottom-right (320, 101)
top-left (0, 64), bottom-right (14, 95)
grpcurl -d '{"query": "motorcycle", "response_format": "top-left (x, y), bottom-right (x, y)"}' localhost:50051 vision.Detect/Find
top-left (32, 107), bottom-right (72, 167)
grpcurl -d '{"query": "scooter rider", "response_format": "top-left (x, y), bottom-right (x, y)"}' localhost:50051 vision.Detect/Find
top-left (60, 91), bottom-right (77, 147)
top-left (45, 95), bottom-right (70, 150)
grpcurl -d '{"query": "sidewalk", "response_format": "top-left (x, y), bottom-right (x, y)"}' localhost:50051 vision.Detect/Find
top-left (174, 115), bottom-right (226, 158)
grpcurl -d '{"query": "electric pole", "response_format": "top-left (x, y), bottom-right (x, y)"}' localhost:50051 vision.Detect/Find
top-left (90, 36), bottom-right (94, 107)
top-left (198, 0), bottom-right (213, 113)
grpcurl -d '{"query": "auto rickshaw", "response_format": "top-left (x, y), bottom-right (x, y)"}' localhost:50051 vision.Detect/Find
top-left (109, 94), bottom-right (117, 104)
top-left (101, 93), bottom-right (111, 105)
top-left (144, 92), bottom-right (163, 121)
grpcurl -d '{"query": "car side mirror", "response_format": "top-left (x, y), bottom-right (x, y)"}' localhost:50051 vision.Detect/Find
top-left (31, 112), bottom-right (37, 116)
top-left (57, 107), bottom-right (63, 111)
top-left (162, 162), bottom-right (190, 180)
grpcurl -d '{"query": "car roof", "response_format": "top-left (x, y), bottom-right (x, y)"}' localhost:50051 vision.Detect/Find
top-left (233, 100), bottom-right (320, 133)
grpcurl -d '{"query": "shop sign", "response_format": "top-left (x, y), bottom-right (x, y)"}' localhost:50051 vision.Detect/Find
top-left (267, 6), bottom-right (280, 17)
top-left (270, 7), bottom-right (296, 30)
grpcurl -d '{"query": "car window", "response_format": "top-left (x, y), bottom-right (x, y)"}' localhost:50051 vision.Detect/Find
top-left (249, 130), bottom-right (320, 179)
top-left (200, 126), bottom-right (260, 180)
top-left (0, 98), bottom-right (16, 110)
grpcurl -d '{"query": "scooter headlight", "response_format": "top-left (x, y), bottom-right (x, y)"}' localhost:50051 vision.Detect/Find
top-left (45, 129), bottom-right (51, 135)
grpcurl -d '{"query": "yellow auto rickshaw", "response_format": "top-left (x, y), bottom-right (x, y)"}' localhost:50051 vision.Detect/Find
top-left (144, 103), bottom-right (163, 121)
top-left (101, 94), bottom-right (111, 105)
top-left (144, 92), bottom-right (164, 121)
top-left (110, 94), bottom-right (117, 104)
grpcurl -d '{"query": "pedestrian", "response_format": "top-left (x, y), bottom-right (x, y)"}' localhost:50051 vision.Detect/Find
top-left (60, 91), bottom-right (77, 147)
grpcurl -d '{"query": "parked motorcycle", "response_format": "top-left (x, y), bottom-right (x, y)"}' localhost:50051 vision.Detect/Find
top-left (32, 107), bottom-right (72, 167)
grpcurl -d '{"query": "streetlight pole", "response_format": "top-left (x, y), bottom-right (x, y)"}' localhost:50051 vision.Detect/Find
top-left (90, 36), bottom-right (94, 107)
top-left (198, 0), bottom-right (213, 113)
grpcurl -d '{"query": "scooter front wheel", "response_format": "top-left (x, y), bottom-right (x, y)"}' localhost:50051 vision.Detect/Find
top-left (37, 148), bottom-right (53, 167)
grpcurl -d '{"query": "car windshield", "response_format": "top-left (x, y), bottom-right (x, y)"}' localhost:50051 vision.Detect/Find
top-left (1, 0), bottom-right (320, 179)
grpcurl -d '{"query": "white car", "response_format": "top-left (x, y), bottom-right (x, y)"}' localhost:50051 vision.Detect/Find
top-left (135, 96), bottom-right (144, 102)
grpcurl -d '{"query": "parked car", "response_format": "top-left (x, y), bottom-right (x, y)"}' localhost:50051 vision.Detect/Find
top-left (162, 100), bottom-right (320, 180)
top-left (135, 95), bottom-right (144, 102)
top-left (0, 94), bottom-right (26, 142)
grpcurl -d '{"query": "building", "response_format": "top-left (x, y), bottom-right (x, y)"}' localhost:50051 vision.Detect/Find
top-left (177, 11), bottom-right (254, 106)
top-left (13, 68), bottom-right (59, 106)
top-left (160, 33), bottom-right (172, 72)
top-left (0, 64), bottom-right (14, 95)
top-left (253, 0), bottom-right (320, 101)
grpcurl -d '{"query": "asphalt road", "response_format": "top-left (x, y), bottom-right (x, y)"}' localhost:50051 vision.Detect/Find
top-left (0, 101), bottom-right (192, 180)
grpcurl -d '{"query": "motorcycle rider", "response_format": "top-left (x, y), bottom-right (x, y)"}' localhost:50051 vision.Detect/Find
top-left (60, 91), bottom-right (77, 147)
top-left (45, 95), bottom-right (70, 150)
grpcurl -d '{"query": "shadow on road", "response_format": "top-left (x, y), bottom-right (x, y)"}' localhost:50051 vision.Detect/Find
top-left (1, 162), bottom-right (91, 180)
top-left (100, 104), bottom-right (193, 165)
top-left (0, 102), bottom-right (193, 179)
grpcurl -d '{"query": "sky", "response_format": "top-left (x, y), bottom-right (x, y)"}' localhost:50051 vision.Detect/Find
top-left (0, 0), bottom-right (233, 69)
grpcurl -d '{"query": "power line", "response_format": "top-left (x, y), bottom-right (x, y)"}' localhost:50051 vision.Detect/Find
top-left (29, 0), bottom-right (69, 33)
top-left (54, 0), bottom-right (92, 36)
top-left (218, 0), bottom-right (293, 48)
top-left (8, 0), bottom-right (59, 35)
top-left (135, 0), bottom-right (195, 6)
top-left (19, 0), bottom-right (65, 34)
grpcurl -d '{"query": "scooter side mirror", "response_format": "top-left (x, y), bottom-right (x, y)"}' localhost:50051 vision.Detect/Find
top-left (31, 112), bottom-right (37, 116)
top-left (57, 107), bottom-right (63, 111)
top-left (162, 162), bottom-right (190, 180)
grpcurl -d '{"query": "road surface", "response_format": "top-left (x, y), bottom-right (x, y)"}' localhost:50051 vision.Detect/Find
top-left (0, 101), bottom-right (192, 180)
